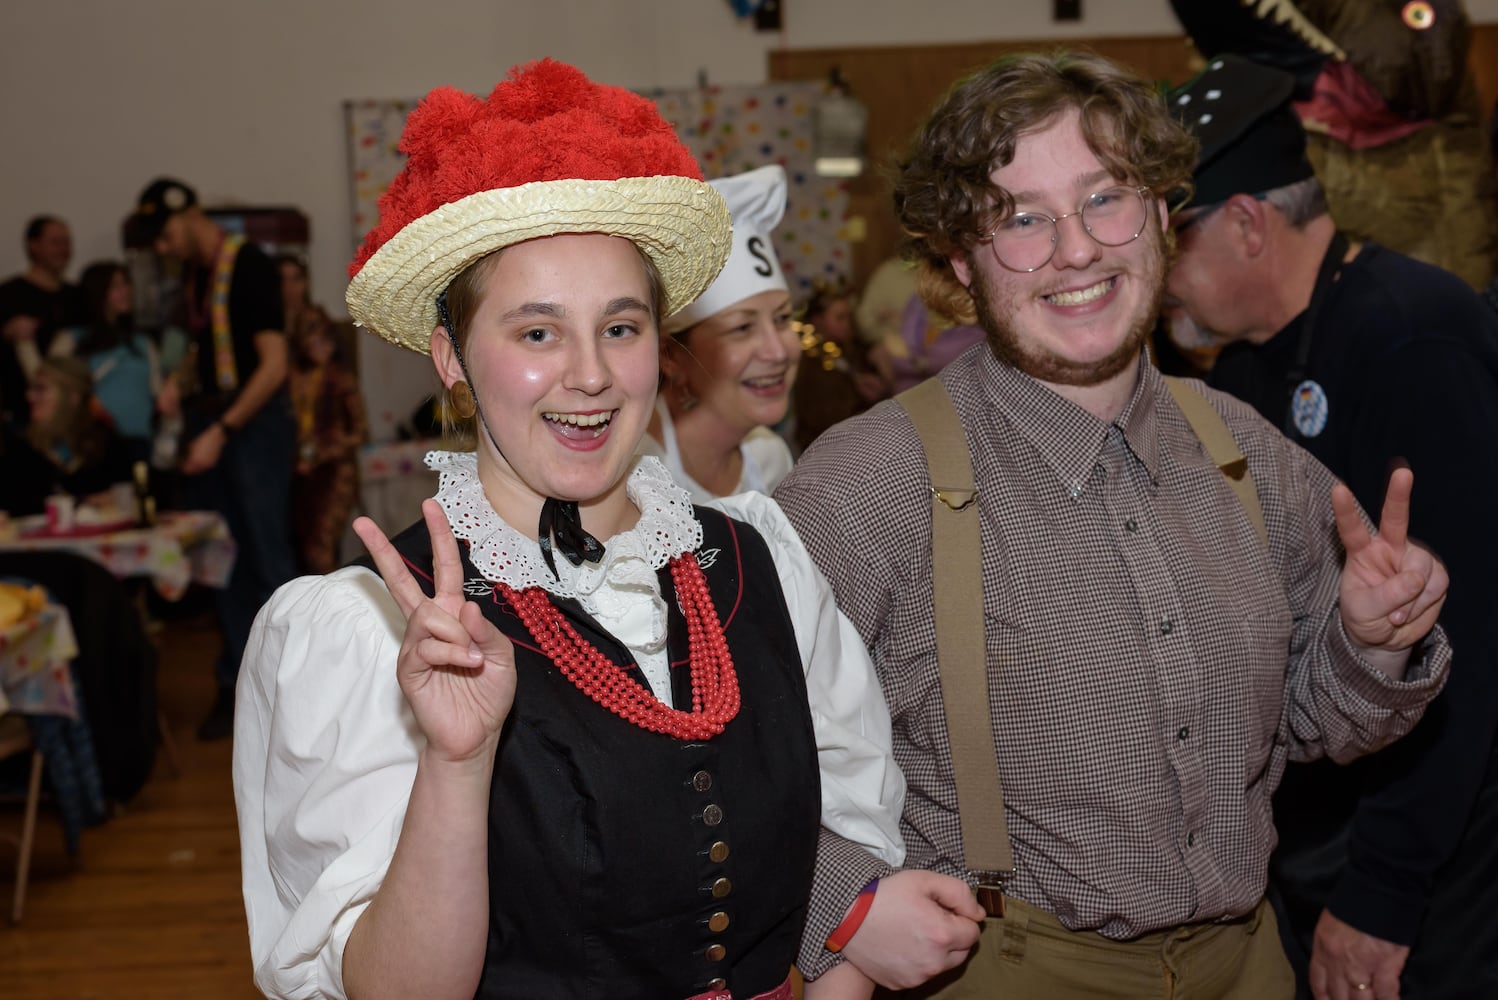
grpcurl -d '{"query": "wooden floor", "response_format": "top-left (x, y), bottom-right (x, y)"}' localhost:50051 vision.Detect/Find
top-left (0, 610), bottom-right (262, 999)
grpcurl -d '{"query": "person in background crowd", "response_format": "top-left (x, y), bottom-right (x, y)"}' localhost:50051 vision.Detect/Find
top-left (0, 356), bottom-right (132, 517)
top-left (881, 290), bottom-right (986, 395)
top-left (289, 317), bottom-right (367, 574)
top-left (131, 177), bottom-right (296, 741)
top-left (49, 261), bottom-right (166, 463)
top-left (793, 279), bottom-right (889, 451)
top-left (642, 164), bottom-right (799, 501)
top-left (1166, 55), bottom-right (1498, 1000)
top-left (776, 50), bottom-right (1451, 999)
top-left (0, 216), bottom-right (85, 427)
top-left (232, 59), bottom-right (903, 1000)
top-left (277, 253), bottom-right (334, 347)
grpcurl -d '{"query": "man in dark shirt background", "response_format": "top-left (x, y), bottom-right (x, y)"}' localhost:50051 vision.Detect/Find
top-left (133, 178), bottom-right (297, 741)
top-left (0, 215), bottom-right (85, 426)
top-left (1165, 56), bottom-right (1498, 1000)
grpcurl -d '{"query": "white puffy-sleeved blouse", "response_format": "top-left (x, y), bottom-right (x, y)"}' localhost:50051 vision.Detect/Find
top-left (233, 452), bottom-right (905, 999)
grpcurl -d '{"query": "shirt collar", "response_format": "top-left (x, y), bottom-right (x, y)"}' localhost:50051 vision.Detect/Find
top-left (977, 348), bottom-right (1165, 495)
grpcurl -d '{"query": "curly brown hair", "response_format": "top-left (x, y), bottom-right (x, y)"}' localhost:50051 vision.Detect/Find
top-left (894, 50), bottom-right (1198, 324)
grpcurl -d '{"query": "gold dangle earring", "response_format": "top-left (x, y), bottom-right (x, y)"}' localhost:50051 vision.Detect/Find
top-left (448, 380), bottom-right (477, 419)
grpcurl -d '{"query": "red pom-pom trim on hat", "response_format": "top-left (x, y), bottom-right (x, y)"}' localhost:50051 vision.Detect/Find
top-left (350, 59), bottom-right (704, 278)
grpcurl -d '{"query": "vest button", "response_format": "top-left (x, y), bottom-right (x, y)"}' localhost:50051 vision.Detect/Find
top-left (711, 876), bottom-right (732, 898)
top-left (708, 910), bottom-right (730, 933)
top-left (692, 770), bottom-right (713, 792)
top-left (706, 943), bottom-right (726, 962)
top-left (709, 840), bottom-right (730, 863)
top-left (707, 978), bottom-right (727, 991)
top-left (703, 804), bottom-right (724, 826)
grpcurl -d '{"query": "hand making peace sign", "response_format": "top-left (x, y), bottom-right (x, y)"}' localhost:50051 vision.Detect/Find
top-left (1333, 468), bottom-right (1448, 658)
top-left (353, 499), bottom-right (517, 763)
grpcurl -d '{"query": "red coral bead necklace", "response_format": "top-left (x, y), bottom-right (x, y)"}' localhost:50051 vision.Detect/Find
top-left (497, 552), bottom-right (740, 740)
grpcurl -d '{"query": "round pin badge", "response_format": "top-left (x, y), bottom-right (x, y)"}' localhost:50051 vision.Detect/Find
top-left (1291, 379), bottom-right (1329, 438)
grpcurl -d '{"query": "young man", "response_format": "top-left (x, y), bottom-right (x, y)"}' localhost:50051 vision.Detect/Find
top-left (0, 216), bottom-right (84, 425)
top-left (1166, 55), bottom-right (1498, 1000)
top-left (132, 178), bottom-right (297, 740)
top-left (776, 52), bottom-right (1453, 999)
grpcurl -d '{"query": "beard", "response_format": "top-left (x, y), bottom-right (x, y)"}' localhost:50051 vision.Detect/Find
top-left (972, 228), bottom-right (1167, 388)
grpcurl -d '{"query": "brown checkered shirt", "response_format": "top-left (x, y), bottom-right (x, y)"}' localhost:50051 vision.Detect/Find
top-left (777, 347), bottom-right (1450, 979)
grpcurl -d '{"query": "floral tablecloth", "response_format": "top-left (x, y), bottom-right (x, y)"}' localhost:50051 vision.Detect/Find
top-left (0, 599), bottom-right (104, 851)
top-left (0, 510), bottom-right (236, 601)
top-left (0, 603), bottom-right (79, 718)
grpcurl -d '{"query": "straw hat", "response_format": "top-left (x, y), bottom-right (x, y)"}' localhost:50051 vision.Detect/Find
top-left (346, 59), bottom-right (731, 354)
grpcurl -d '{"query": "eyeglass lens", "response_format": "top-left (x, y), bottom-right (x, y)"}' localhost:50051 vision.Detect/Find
top-left (990, 186), bottom-right (1149, 272)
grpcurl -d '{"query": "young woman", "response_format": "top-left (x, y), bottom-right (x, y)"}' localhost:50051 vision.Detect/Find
top-left (233, 60), bottom-right (903, 1000)
top-left (642, 165), bottom-right (800, 500)
top-left (55, 261), bottom-right (165, 461)
top-left (0, 356), bottom-right (132, 516)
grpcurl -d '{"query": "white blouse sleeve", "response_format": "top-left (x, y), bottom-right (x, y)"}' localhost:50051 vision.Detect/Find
top-left (708, 492), bottom-right (906, 867)
top-left (233, 567), bottom-right (420, 1000)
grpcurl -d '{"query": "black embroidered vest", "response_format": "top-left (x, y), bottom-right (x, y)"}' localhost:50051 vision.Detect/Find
top-left (381, 506), bottom-right (820, 999)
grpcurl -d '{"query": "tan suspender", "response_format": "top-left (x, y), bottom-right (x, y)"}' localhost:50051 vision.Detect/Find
top-left (896, 377), bottom-right (1014, 917)
top-left (1162, 376), bottom-right (1266, 546)
top-left (895, 374), bottom-right (1265, 919)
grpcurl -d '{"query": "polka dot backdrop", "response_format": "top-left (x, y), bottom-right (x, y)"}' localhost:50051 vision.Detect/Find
top-left (641, 80), bottom-right (854, 301)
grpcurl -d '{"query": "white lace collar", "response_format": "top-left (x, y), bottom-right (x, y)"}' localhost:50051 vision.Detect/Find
top-left (425, 450), bottom-right (704, 598)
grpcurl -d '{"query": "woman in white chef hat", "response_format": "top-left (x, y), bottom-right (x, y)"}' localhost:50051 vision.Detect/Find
top-left (643, 164), bottom-right (798, 501)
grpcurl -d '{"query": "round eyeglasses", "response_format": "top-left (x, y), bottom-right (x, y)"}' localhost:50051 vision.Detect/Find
top-left (985, 185), bottom-right (1152, 272)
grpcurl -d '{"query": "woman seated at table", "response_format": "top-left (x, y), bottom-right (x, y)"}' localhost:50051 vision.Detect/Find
top-left (641, 165), bottom-right (799, 501)
top-left (53, 261), bottom-right (171, 463)
top-left (233, 60), bottom-right (903, 1000)
top-left (0, 356), bottom-right (132, 516)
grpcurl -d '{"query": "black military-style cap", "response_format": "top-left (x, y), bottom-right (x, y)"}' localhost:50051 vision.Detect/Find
top-left (1169, 54), bottom-right (1316, 210)
top-left (132, 177), bottom-right (199, 239)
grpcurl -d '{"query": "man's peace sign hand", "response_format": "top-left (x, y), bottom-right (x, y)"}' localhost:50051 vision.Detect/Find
top-left (1333, 468), bottom-right (1448, 661)
top-left (354, 499), bottom-right (517, 763)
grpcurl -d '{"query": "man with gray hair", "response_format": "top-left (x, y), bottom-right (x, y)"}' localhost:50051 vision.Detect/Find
top-left (1166, 54), bottom-right (1498, 1000)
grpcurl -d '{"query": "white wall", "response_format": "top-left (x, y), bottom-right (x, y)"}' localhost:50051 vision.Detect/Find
top-left (0, 0), bottom-right (1202, 309)
top-left (3, 0), bottom-right (1493, 434)
top-left (4, 0), bottom-right (1495, 302)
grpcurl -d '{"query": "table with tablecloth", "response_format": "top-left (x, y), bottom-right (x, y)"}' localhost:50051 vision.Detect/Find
top-left (0, 601), bottom-right (104, 851)
top-left (0, 510), bottom-right (235, 601)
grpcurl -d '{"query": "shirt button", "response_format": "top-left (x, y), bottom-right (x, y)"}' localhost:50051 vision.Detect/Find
top-left (1177, 726), bottom-right (1190, 741)
top-left (711, 876), bottom-right (733, 898)
top-left (1124, 518), bottom-right (1139, 533)
top-left (708, 910), bottom-right (730, 933)
top-left (1186, 832), bottom-right (1196, 847)
top-left (703, 804), bottom-right (724, 826)
top-left (1160, 619), bottom-right (1175, 636)
top-left (692, 770), bottom-right (713, 792)
top-left (709, 841), bottom-right (730, 863)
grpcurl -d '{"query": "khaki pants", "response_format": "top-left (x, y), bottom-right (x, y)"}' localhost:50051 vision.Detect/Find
top-left (881, 896), bottom-right (1294, 1000)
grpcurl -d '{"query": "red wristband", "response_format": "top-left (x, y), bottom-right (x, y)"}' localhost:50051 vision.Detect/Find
top-left (825, 878), bottom-right (880, 953)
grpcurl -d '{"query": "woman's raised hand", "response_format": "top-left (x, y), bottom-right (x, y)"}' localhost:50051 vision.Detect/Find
top-left (354, 499), bottom-right (517, 762)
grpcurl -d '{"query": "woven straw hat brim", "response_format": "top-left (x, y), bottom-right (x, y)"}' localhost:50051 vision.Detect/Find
top-left (346, 176), bottom-right (731, 354)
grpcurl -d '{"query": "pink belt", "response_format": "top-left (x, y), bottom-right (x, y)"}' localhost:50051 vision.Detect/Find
top-left (685, 976), bottom-right (793, 1000)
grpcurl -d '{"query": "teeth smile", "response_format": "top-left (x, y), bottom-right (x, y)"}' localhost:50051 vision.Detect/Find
top-left (1046, 278), bottom-right (1113, 306)
top-left (544, 411), bottom-right (614, 437)
top-left (744, 375), bottom-right (783, 388)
